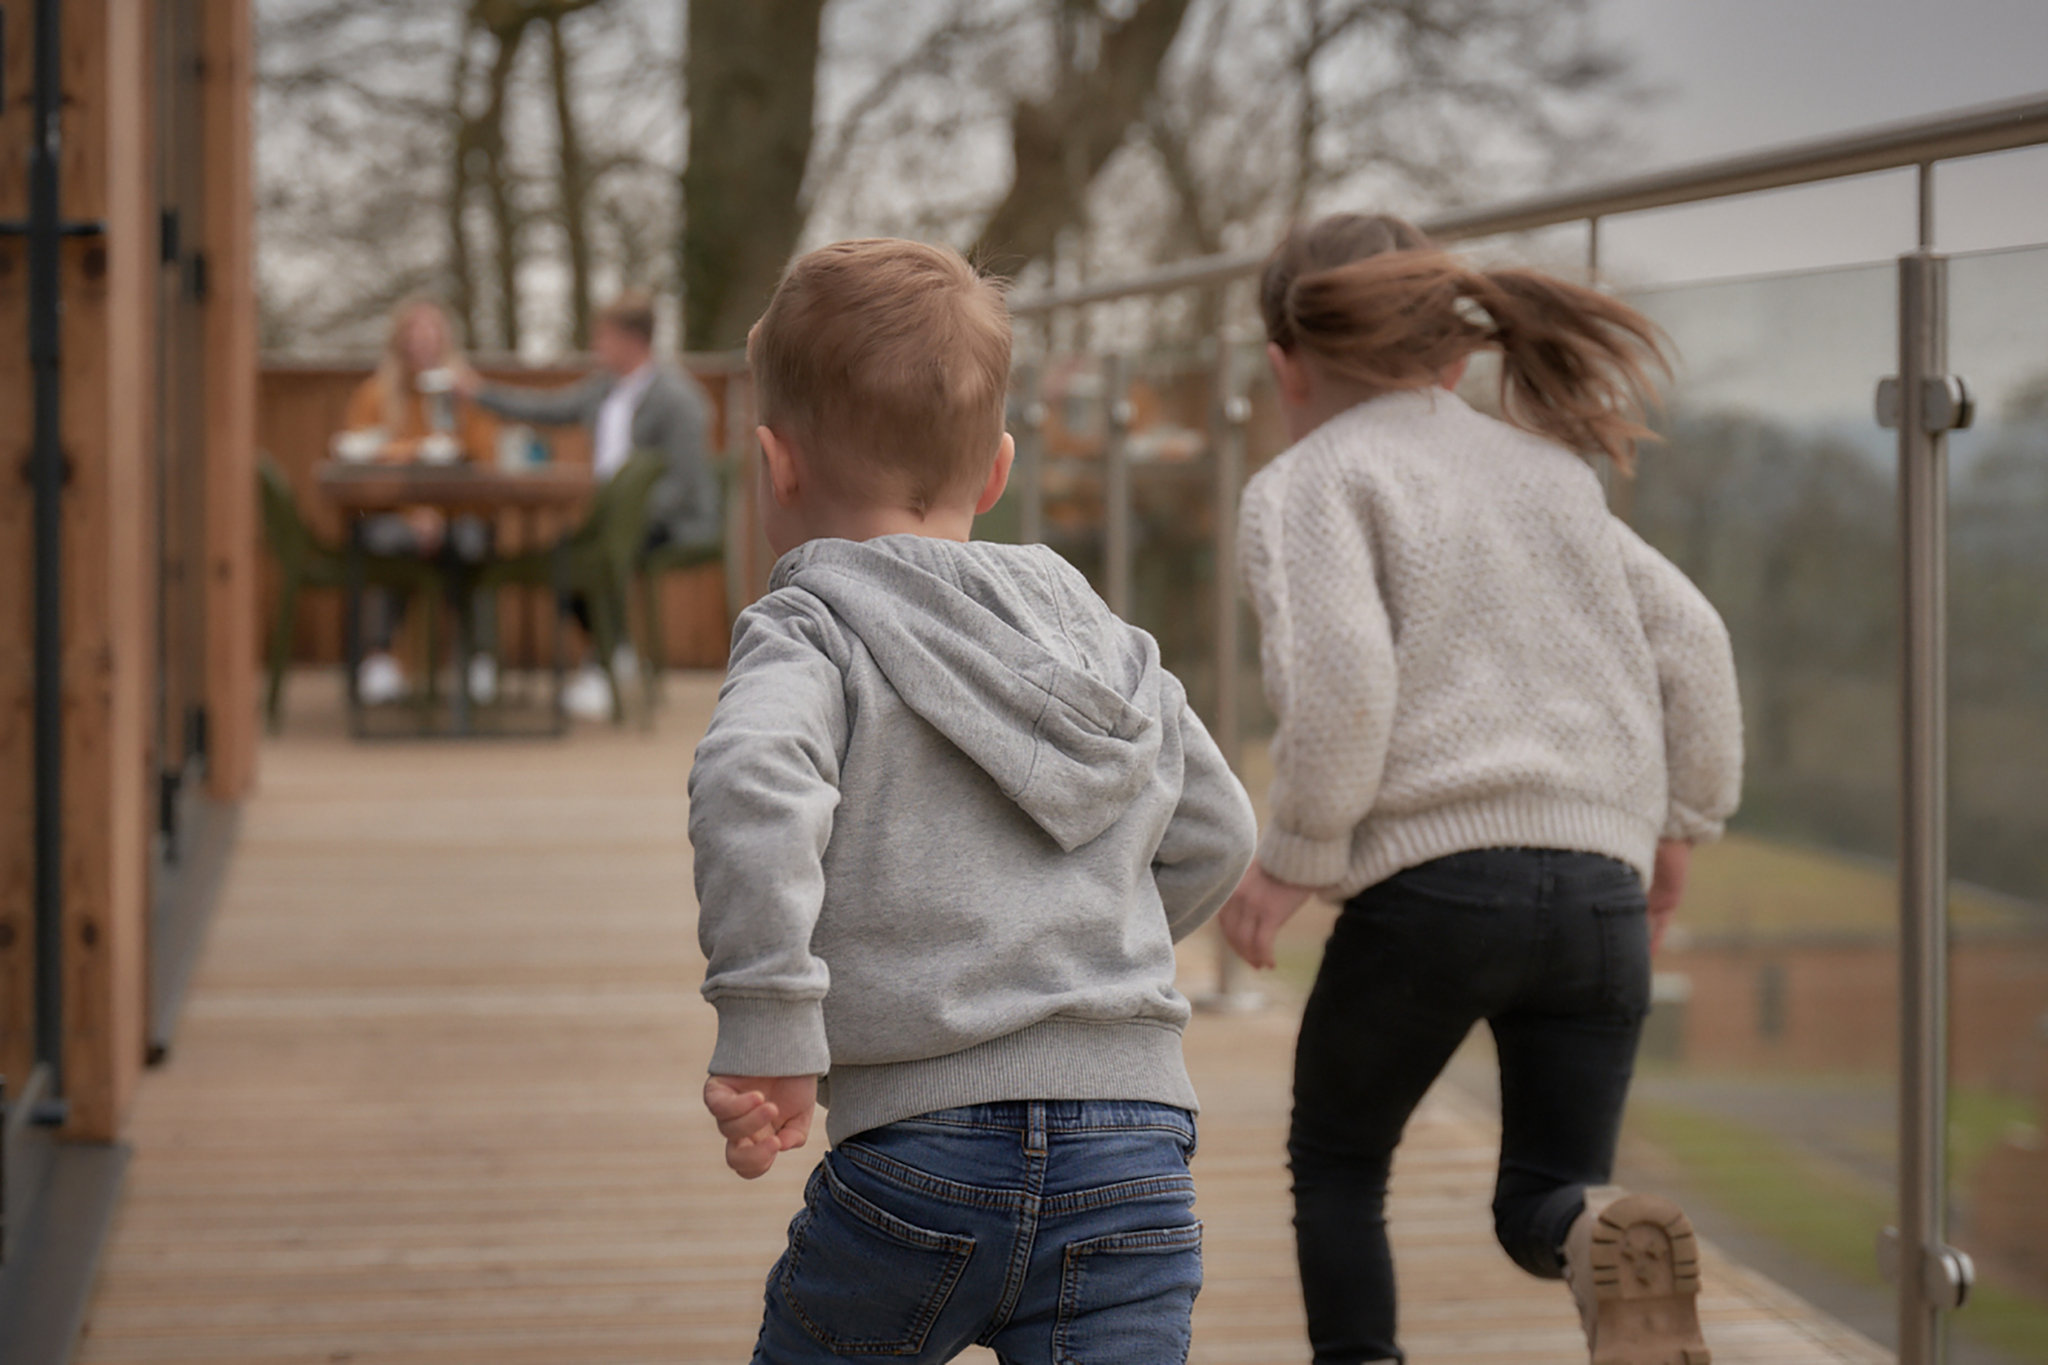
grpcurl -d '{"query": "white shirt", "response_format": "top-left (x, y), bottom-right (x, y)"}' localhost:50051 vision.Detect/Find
top-left (592, 363), bottom-right (657, 481)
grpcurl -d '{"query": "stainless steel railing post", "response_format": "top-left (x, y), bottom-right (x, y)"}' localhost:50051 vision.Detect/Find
top-left (1888, 240), bottom-right (1976, 1362)
top-left (1200, 326), bottom-right (1263, 1012)
top-left (1014, 362), bottom-right (1046, 546)
top-left (1103, 354), bottom-right (1133, 618)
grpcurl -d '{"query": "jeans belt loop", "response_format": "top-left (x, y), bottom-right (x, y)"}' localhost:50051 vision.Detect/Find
top-left (1025, 1101), bottom-right (1048, 1156)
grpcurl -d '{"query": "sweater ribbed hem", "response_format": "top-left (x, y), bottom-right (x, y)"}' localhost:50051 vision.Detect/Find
top-left (1258, 825), bottom-right (1357, 890)
top-left (707, 995), bottom-right (833, 1078)
top-left (819, 1017), bottom-right (1197, 1145)
top-left (1333, 797), bottom-right (1661, 899)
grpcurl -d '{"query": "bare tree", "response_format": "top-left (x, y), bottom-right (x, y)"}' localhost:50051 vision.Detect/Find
top-left (801, 0), bottom-right (1636, 300)
top-left (680, 0), bottom-right (830, 349)
top-left (257, 0), bottom-right (1631, 357)
top-left (969, 0), bottom-right (1195, 271)
top-left (258, 0), bottom-right (679, 355)
top-left (546, 12), bottom-right (595, 347)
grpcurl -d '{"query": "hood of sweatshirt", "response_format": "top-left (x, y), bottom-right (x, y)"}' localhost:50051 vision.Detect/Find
top-left (769, 535), bottom-right (1165, 852)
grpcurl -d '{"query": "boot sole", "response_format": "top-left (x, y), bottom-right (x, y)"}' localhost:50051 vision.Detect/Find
top-left (1584, 1193), bottom-right (1711, 1365)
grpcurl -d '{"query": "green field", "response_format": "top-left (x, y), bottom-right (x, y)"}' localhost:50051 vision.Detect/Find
top-left (1631, 1097), bottom-right (2048, 1362)
top-left (1678, 833), bottom-right (2037, 940)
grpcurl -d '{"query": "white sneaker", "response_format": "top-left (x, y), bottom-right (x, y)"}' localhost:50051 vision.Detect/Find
top-left (467, 655), bottom-right (499, 705)
top-left (358, 651), bottom-right (407, 705)
top-left (562, 665), bottom-right (612, 721)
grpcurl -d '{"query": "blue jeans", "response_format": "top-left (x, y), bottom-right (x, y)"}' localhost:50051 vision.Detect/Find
top-left (752, 1100), bottom-right (1202, 1364)
top-left (1290, 848), bottom-right (1651, 1365)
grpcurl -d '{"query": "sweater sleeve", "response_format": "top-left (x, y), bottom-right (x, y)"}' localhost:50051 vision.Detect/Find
top-left (471, 373), bottom-right (610, 427)
top-left (688, 595), bottom-right (848, 1077)
top-left (1240, 454), bottom-right (1397, 888)
top-left (1153, 702), bottom-right (1259, 942)
top-left (1615, 523), bottom-right (1744, 842)
top-left (342, 376), bottom-right (384, 432)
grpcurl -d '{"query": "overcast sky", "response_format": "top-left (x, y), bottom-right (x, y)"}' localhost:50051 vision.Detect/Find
top-left (1583, 0), bottom-right (2048, 284)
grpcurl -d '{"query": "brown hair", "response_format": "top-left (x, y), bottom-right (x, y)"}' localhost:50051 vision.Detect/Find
top-left (596, 290), bottom-right (657, 345)
top-left (1260, 213), bottom-right (1668, 470)
top-left (376, 295), bottom-right (464, 433)
top-left (751, 238), bottom-right (1011, 513)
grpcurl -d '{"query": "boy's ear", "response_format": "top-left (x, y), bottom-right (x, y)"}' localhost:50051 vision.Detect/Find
top-left (758, 424), bottom-right (802, 508)
top-left (974, 433), bottom-right (1015, 516)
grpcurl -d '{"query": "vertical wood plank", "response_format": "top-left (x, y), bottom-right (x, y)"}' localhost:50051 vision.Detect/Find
top-left (200, 0), bottom-right (258, 799)
top-left (0, 2), bottom-right (37, 1093)
top-left (60, 0), bottom-right (157, 1143)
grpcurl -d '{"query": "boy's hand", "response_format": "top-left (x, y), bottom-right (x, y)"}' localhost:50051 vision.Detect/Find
top-left (1648, 839), bottom-right (1691, 955)
top-left (704, 1075), bottom-right (817, 1179)
top-left (1219, 859), bottom-right (1315, 970)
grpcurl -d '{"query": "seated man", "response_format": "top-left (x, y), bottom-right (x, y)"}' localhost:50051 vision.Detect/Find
top-left (459, 291), bottom-right (722, 718)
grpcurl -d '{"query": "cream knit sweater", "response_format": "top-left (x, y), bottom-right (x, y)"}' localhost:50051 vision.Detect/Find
top-left (1239, 387), bottom-right (1743, 896)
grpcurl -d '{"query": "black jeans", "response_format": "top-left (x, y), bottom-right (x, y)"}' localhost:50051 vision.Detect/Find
top-left (1288, 847), bottom-right (1651, 1365)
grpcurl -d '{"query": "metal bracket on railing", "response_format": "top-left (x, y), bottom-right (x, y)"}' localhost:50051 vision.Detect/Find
top-left (1878, 1227), bottom-right (1976, 1310)
top-left (1875, 375), bottom-right (1975, 433)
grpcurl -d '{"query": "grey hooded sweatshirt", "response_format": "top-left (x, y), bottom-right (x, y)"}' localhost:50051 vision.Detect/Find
top-left (690, 535), bottom-right (1257, 1144)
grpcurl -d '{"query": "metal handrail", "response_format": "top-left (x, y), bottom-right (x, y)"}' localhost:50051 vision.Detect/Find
top-left (1011, 90), bottom-right (2048, 315)
top-left (1005, 89), bottom-right (2048, 1355)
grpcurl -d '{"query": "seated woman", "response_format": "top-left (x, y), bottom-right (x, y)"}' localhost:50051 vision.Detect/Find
top-left (335, 298), bottom-right (499, 704)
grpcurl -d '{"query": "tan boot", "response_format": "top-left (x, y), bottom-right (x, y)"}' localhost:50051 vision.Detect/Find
top-left (1562, 1190), bottom-right (1710, 1365)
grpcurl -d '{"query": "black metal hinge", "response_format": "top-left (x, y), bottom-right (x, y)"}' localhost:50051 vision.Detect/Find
top-left (17, 451), bottom-right (71, 486)
top-left (0, 219), bottom-right (106, 238)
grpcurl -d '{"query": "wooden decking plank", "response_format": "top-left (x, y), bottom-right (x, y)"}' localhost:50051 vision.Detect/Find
top-left (78, 673), bottom-right (1886, 1364)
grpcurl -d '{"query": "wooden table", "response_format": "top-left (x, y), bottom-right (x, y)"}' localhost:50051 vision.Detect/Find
top-left (316, 462), bottom-right (593, 515)
top-left (315, 462), bottom-right (594, 738)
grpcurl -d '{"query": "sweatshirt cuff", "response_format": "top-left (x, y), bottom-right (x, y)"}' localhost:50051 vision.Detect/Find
top-left (1662, 803), bottom-right (1725, 844)
top-left (707, 995), bottom-right (831, 1077)
top-left (1258, 825), bottom-right (1354, 890)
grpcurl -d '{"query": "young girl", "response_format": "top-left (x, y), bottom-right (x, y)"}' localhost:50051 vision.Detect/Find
top-left (1220, 214), bottom-right (1742, 1365)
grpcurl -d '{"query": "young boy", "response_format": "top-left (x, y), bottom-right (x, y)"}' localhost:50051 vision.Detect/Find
top-left (690, 238), bottom-right (1258, 1365)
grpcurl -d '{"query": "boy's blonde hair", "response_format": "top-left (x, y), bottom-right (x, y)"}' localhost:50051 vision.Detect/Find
top-left (751, 238), bottom-right (1011, 513)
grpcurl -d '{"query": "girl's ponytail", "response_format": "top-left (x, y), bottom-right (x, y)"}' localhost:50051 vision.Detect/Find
top-left (1463, 266), bottom-right (1669, 472)
top-left (1261, 216), bottom-right (1669, 470)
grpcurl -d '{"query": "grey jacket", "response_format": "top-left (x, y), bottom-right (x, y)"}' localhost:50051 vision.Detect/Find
top-left (689, 536), bottom-right (1258, 1143)
top-left (475, 361), bottom-right (722, 547)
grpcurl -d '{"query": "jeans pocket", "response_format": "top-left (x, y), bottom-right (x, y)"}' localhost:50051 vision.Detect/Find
top-left (1593, 900), bottom-right (1652, 1019)
top-left (779, 1158), bottom-right (975, 1356)
top-left (1053, 1221), bottom-right (1203, 1365)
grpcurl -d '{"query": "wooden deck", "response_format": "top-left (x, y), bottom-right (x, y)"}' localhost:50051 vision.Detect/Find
top-left (77, 674), bottom-right (1886, 1364)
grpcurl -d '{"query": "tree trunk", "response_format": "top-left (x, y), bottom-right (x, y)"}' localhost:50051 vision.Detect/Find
top-left (680, 0), bottom-right (827, 350)
top-left (447, 25), bottom-right (480, 345)
top-left (546, 14), bottom-right (593, 349)
top-left (478, 15), bottom-right (530, 352)
top-left (971, 0), bottom-right (1194, 274)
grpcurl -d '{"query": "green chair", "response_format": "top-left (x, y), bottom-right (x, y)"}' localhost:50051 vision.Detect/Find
top-left (258, 455), bottom-right (445, 733)
top-left (635, 456), bottom-right (737, 714)
top-left (636, 538), bottom-right (724, 713)
top-left (475, 449), bottom-right (665, 725)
